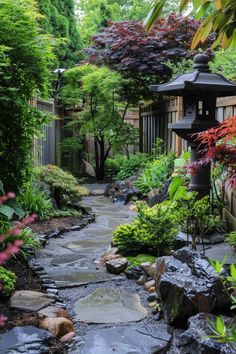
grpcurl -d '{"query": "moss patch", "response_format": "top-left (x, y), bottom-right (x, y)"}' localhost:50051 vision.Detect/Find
top-left (127, 254), bottom-right (156, 267)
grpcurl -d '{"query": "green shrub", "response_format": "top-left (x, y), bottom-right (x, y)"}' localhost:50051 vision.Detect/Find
top-left (113, 201), bottom-right (178, 256)
top-left (48, 208), bottom-right (82, 219)
top-left (225, 231), bottom-right (236, 249)
top-left (0, 267), bottom-right (16, 296)
top-left (115, 153), bottom-right (149, 180)
top-left (135, 152), bottom-right (175, 195)
top-left (34, 165), bottom-right (81, 208)
top-left (18, 184), bottom-right (53, 220)
top-left (105, 158), bottom-right (121, 175)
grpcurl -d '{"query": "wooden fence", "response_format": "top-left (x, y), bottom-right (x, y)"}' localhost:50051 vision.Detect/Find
top-left (140, 96), bottom-right (236, 154)
top-left (31, 99), bottom-right (61, 166)
top-left (140, 96), bottom-right (236, 228)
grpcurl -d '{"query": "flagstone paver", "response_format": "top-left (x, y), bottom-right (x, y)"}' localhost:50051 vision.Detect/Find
top-left (74, 288), bottom-right (147, 324)
top-left (34, 185), bottom-right (150, 353)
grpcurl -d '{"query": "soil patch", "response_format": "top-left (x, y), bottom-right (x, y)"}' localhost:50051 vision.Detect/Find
top-left (30, 216), bottom-right (83, 235)
top-left (0, 260), bottom-right (42, 332)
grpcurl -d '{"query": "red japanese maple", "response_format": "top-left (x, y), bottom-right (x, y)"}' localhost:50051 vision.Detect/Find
top-left (189, 116), bottom-right (236, 188)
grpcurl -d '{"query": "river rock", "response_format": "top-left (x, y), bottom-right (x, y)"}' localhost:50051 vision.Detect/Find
top-left (168, 313), bottom-right (236, 354)
top-left (136, 275), bottom-right (147, 285)
top-left (0, 326), bottom-right (53, 354)
top-left (125, 265), bottom-right (143, 280)
top-left (10, 290), bottom-right (55, 311)
top-left (81, 160), bottom-right (96, 178)
top-left (38, 305), bottom-right (70, 319)
top-left (124, 188), bottom-right (143, 205)
top-left (60, 331), bottom-right (76, 343)
top-left (173, 247), bottom-right (217, 279)
top-left (105, 257), bottom-right (128, 274)
top-left (140, 262), bottom-right (152, 275)
top-left (41, 317), bottom-right (74, 338)
top-left (144, 279), bottom-right (155, 291)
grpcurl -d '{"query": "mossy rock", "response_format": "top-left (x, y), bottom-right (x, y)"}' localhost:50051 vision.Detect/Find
top-left (127, 254), bottom-right (156, 267)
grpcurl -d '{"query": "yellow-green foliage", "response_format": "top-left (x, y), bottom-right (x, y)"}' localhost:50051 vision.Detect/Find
top-left (35, 165), bottom-right (81, 207)
top-left (0, 267), bottom-right (16, 296)
top-left (113, 201), bottom-right (178, 256)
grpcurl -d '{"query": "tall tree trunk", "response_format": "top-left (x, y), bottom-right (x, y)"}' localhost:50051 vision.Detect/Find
top-left (94, 137), bottom-right (100, 179)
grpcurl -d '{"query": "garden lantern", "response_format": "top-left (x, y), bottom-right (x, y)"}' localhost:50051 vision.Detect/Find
top-left (150, 54), bottom-right (236, 197)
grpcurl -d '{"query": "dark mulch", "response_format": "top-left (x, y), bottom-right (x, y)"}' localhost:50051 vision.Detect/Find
top-left (0, 215), bottom-right (84, 353)
top-left (0, 259), bottom-right (42, 333)
top-left (30, 216), bottom-right (83, 235)
top-left (0, 260), bottom-right (67, 353)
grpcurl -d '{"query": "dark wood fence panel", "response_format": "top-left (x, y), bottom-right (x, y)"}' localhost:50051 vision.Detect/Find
top-left (31, 99), bottom-right (61, 166)
top-left (140, 96), bottom-right (236, 155)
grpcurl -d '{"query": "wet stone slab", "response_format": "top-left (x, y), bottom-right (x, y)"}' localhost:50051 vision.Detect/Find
top-left (83, 228), bottom-right (113, 238)
top-left (9, 290), bottom-right (55, 311)
top-left (108, 218), bottom-right (132, 229)
top-left (51, 254), bottom-right (89, 268)
top-left (49, 270), bottom-right (122, 288)
top-left (74, 288), bottom-right (147, 324)
top-left (0, 326), bottom-right (53, 354)
top-left (205, 243), bottom-right (236, 264)
top-left (65, 239), bottom-right (110, 252)
top-left (79, 325), bottom-right (171, 354)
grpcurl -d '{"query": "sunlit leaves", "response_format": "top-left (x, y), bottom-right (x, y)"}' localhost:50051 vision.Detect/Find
top-left (145, 0), bottom-right (236, 49)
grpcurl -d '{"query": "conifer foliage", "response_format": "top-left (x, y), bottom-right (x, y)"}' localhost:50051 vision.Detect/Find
top-left (38, 0), bottom-right (82, 67)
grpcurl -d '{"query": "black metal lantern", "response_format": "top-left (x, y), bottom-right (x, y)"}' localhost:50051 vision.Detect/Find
top-left (150, 54), bottom-right (236, 197)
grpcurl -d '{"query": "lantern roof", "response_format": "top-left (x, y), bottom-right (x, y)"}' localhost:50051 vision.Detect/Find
top-left (150, 54), bottom-right (236, 97)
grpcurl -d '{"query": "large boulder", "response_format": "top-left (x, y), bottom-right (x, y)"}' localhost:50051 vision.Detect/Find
top-left (104, 176), bottom-right (141, 203)
top-left (81, 160), bottom-right (96, 178)
top-left (155, 249), bottom-right (231, 325)
top-left (168, 313), bottom-right (236, 354)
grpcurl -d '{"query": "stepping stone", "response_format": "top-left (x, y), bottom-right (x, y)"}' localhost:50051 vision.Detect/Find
top-left (205, 243), bottom-right (236, 265)
top-left (74, 288), bottom-right (147, 323)
top-left (79, 325), bottom-right (171, 354)
top-left (108, 219), bottom-right (131, 228)
top-left (49, 270), bottom-right (122, 288)
top-left (178, 231), bottom-right (225, 245)
top-left (84, 228), bottom-right (112, 238)
top-left (0, 326), bottom-right (53, 354)
top-left (10, 290), bottom-right (55, 311)
top-left (65, 239), bottom-right (110, 252)
top-left (96, 211), bottom-right (130, 218)
top-left (91, 189), bottom-right (105, 196)
top-left (51, 254), bottom-right (89, 268)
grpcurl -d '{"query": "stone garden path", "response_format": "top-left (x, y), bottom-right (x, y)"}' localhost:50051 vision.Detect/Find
top-left (34, 185), bottom-right (171, 353)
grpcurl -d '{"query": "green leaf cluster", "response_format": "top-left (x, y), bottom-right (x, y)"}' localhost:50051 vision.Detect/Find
top-left (113, 200), bottom-right (178, 255)
top-left (34, 164), bottom-right (81, 208)
top-left (135, 152), bottom-right (175, 195)
top-left (114, 153), bottom-right (149, 180)
top-left (225, 230), bottom-right (236, 249)
top-left (0, 0), bottom-right (55, 192)
top-left (0, 266), bottom-right (16, 297)
top-left (18, 184), bottom-right (53, 221)
top-left (38, 0), bottom-right (82, 67)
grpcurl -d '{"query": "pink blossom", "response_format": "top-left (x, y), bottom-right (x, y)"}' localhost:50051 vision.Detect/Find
top-left (6, 192), bottom-right (15, 199)
top-left (0, 314), bottom-right (7, 327)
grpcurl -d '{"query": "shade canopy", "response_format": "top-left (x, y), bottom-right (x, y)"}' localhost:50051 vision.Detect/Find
top-left (150, 54), bottom-right (236, 97)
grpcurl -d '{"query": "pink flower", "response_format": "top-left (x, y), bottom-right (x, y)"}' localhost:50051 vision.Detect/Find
top-left (6, 192), bottom-right (15, 199)
top-left (0, 314), bottom-right (7, 327)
